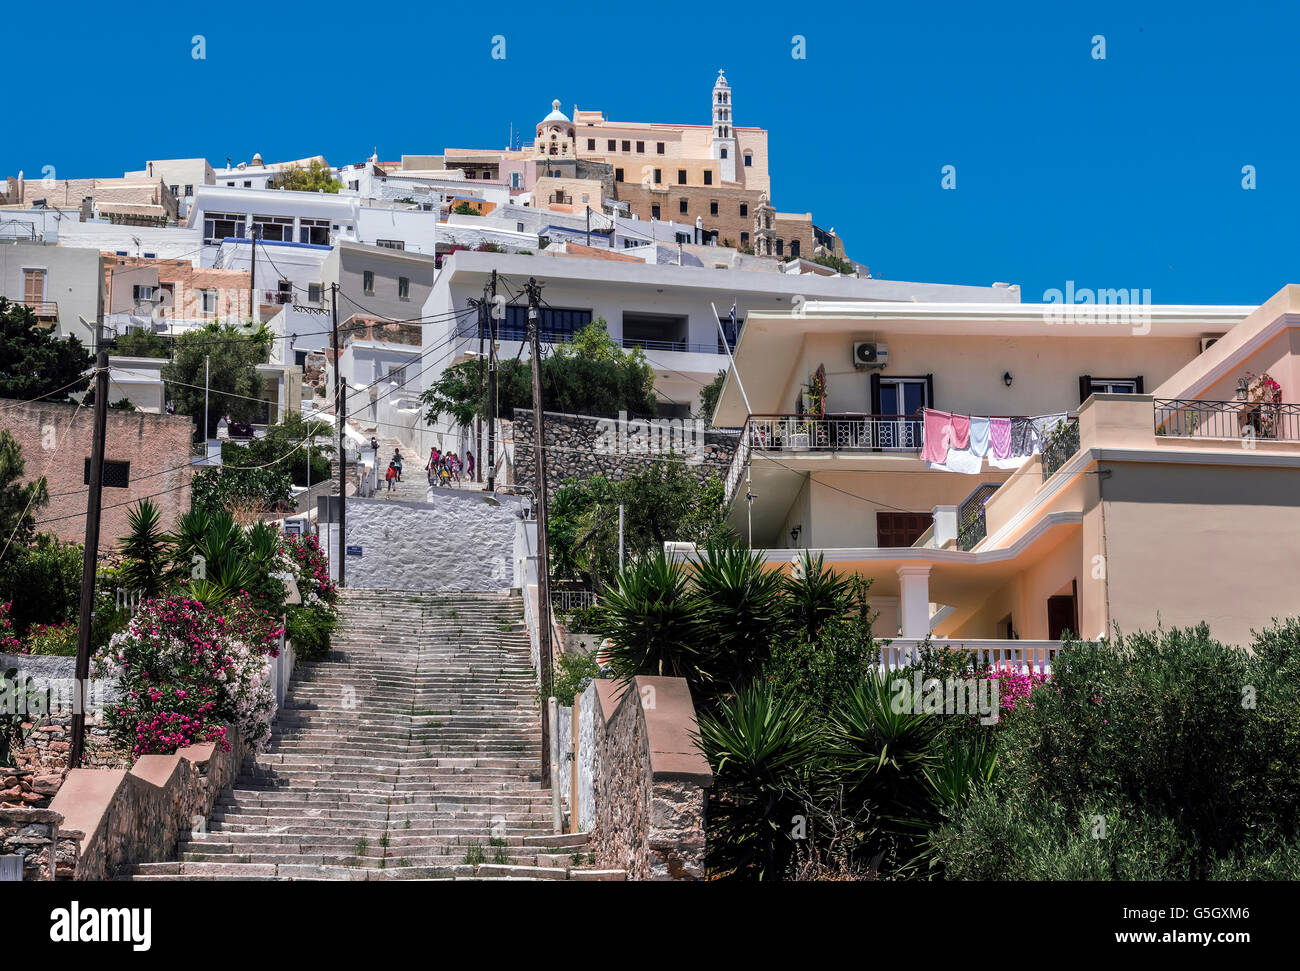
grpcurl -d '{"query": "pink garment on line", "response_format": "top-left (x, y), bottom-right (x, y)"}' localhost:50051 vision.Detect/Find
top-left (949, 413), bottom-right (971, 450)
top-left (989, 417), bottom-right (1013, 459)
top-left (921, 408), bottom-right (953, 464)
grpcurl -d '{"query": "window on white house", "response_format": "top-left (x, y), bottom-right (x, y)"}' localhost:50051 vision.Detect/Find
top-left (299, 217), bottom-right (330, 245)
top-left (376, 239), bottom-right (405, 250)
top-left (363, 270), bottom-right (375, 295)
top-left (398, 276), bottom-right (410, 301)
top-left (133, 285), bottom-right (155, 302)
top-left (308, 283), bottom-right (322, 304)
top-left (253, 214), bottom-right (294, 242)
top-left (203, 212), bottom-right (246, 244)
top-left (184, 184), bottom-right (193, 196)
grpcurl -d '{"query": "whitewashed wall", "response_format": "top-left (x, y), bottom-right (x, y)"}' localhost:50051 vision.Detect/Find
top-left (323, 491), bottom-right (524, 590)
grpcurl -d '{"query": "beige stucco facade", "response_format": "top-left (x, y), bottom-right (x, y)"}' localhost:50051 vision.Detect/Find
top-left (708, 288), bottom-right (1300, 648)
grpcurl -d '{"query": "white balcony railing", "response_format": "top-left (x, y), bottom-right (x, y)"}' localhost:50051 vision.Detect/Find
top-left (880, 638), bottom-right (1063, 675)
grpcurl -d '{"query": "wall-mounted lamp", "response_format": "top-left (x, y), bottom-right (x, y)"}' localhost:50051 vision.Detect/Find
top-left (1003, 372), bottom-right (1014, 387)
top-left (790, 524), bottom-right (802, 545)
top-left (1236, 376), bottom-right (1249, 401)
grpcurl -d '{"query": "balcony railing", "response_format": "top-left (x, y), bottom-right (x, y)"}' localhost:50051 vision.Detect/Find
top-left (880, 639), bottom-right (1063, 675)
top-left (956, 482), bottom-right (1001, 551)
top-left (723, 413), bottom-right (923, 503)
top-left (1040, 416), bottom-right (1080, 480)
top-left (551, 590), bottom-right (596, 613)
top-left (1154, 398), bottom-right (1300, 443)
top-left (24, 301), bottom-right (58, 321)
top-left (621, 336), bottom-right (719, 355)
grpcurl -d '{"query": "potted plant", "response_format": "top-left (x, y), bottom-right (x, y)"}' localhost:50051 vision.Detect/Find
top-left (1238, 371), bottom-right (1283, 440)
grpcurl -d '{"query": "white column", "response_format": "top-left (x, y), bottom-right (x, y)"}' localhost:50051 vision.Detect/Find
top-left (897, 565), bottom-right (932, 639)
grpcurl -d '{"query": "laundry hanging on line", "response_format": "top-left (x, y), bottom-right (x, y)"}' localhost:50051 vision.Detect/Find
top-left (923, 409), bottom-right (1069, 474)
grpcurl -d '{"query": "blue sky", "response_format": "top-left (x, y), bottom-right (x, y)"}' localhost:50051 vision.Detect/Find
top-left (5, 0), bottom-right (1295, 305)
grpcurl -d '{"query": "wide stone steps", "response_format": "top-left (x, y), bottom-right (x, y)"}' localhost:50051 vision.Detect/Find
top-left (125, 588), bottom-right (623, 881)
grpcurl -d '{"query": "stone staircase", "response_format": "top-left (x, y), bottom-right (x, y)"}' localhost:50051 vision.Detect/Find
top-left (374, 438), bottom-right (430, 502)
top-left (125, 589), bottom-right (623, 881)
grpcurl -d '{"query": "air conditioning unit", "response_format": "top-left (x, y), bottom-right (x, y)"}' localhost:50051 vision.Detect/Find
top-left (852, 341), bottom-right (888, 369)
top-left (1200, 335), bottom-right (1224, 353)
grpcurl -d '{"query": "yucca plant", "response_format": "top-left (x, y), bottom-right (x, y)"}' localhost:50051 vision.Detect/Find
top-left (828, 671), bottom-right (942, 837)
top-left (783, 550), bottom-right (856, 641)
top-left (592, 548), bottom-right (699, 682)
top-left (696, 678), bottom-right (824, 880)
top-left (689, 541), bottom-right (788, 691)
top-left (120, 499), bottom-right (173, 599)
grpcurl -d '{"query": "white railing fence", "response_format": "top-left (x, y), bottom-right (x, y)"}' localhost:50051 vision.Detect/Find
top-left (879, 639), bottom-right (1064, 675)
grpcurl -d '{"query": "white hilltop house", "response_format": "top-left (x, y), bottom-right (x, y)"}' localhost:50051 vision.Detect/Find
top-left (413, 249), bottom-right (1024, 458)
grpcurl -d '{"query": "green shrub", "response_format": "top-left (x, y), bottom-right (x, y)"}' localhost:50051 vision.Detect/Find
top-left (764, 613), bottom-right (878, 719)
top-left (285, 605), bottom-right (337, 661)
top-left (0, 534), bottom-right (82, 634)
top-left (25, 622), bottom-right (78, 656)
top-left (932, 622), bottom-right (1300, 879)
top-left (191, 464), bottom-right (293, 515)
top-left (539, 649), bottom-right (600, 705)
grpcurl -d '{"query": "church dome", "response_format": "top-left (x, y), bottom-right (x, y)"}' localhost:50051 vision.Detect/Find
top-left (542, 99), bottom-right (570, 123)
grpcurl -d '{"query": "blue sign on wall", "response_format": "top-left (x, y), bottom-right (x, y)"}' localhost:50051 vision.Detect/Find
top-left (346, 546), bottom-right (363, 556)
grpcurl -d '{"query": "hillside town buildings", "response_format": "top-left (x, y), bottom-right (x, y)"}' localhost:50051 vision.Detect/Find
top-left (2, 71), bottom-right (1298, 659)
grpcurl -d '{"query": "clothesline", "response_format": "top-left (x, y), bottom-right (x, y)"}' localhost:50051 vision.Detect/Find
top-left (923, 408), bottom-right (1071, 475)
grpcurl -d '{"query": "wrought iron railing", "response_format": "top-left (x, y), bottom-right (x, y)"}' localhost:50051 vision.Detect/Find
top-left (1040, 416), bottom-right (1080, 481)
top-left (551, 590), bottom-right (596, 612)
top-left (956, 482), bottom-right (1001, 551)
top-left (723, 413), bottom-right (923, 503)
top-left (743, 413), bottom-right (923, 451)
top-left (1154, 398), bottom-right (1300, 443)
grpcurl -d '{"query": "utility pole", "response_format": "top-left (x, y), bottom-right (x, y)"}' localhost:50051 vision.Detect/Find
top-left (70, 319), bottom-right (109, 768)
top-left (476, 285), bottom-right (488, 484)
top-left (249, 227), bottom-right (258, 323)
top-left (525, 276), bottom-right (554, 784)
top-left (585, 206), bottom-right (590, 247)
top-left (486, 269), bottom-right (498, 492)
top-left (618, 503), bottom-right (625, 572)
top-left (203, 355), bottom-right (210, 444)
top-left (331, 283), bottom-right (346, 586)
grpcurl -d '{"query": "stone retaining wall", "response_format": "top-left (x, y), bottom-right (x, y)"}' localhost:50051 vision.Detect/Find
top-left (565, 675), bottom-right (710, 880)
top-left (1, 654), bottom-right (130, 808)
top-left (0, 807), bottom-right (81, 880)
top-left (48, 733), bottom-right (246, 880)
top-left (511, 409), bottom-right (737, 492)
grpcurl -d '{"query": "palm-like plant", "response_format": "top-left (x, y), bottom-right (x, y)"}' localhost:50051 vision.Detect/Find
top-left (828, 671), bottom-right (942, 835)
top-left (696, 678), bottom-right (824, 880)
top-left (120, 499), bottom-right (174, 599)
top-left (784, 550), bottom-right (856, 641)
top-left (593, 548), bottom-right (698, 682)
top-left (689, 541), bottom-right (788, 690)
